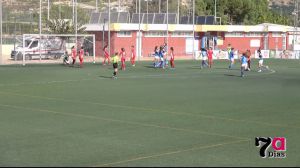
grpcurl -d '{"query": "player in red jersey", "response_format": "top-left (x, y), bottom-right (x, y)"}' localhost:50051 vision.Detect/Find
top-left (120, 48), bottom-right (126, 70)
top-left (71, 46), bottom-right (77, 66)
top-left (169, 47), bottom-right (175, 69)
top-left (130, 45), bottom-right (136, 67)
top-left (79, 46), bottom-right (84, 68)
top-left (103, 45), bottom-right (110, 65)
top-left (207, 47), bottom-right (213, 68)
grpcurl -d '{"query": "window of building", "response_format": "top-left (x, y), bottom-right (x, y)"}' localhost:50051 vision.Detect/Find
top-left (225, 32), bottom-right (244, 37)
top-left (117, 31), bottom-right (132, 37)
top-left (171, 31), bottom-right (193, 37)
top-left (144, 31), bottom-right (168, 37)
top-left (272, 32), bottom-right (283, 37)
top-left (245, 32), bottom-right (263, 37)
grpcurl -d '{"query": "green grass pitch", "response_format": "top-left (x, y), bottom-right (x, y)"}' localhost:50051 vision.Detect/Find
top-left (0, 59), bottom-right (299, 166)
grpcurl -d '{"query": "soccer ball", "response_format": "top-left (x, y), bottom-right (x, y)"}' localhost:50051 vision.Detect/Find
top-left (266, 66), bottom-right (269, 69)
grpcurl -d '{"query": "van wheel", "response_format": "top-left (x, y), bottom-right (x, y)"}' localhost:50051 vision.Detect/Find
top-left (16, 53), bottom-right (23, 60)
top-left (25, 55), bottom-right (32, 60)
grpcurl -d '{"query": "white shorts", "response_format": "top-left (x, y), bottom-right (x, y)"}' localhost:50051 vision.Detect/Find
top-left (230, 58), bottom-right (234, 62)
top-left (242, 63), bottom-right (248, 68)
top-left (259, 60), bottom-right (264, 65)
top-left (154, 56), bottom-right (160, 60)
top-left (202, 56), bottom-right (207, 61)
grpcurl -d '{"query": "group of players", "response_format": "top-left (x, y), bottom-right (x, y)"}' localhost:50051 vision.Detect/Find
top-left (153, 43), bottom-right (175, 69)
top-left (63, 43), bottom-right (268, 79)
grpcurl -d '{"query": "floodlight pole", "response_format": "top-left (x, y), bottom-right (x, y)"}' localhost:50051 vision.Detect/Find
top-left (75, 0), bottom-right (78, 52)
top-left (159, 0), bottom-right (161, 13)
top-left (96, 0), bottom-right (98, 12)
top-left (192, 0), bottom-right (195, 59)
top-left (108, 0), bottom-right (111, 56)
top-left (136, 0), bottom-right (138, 13)
top-left (72, 0), bottom-right (75, 24)
top-left (48, 0), bottom-right (50, 21)
top-left (39, 0), bottom-right (42, 61)
top-left (103, 19), bottom-right (106, 57)
top-left (177, 0), bottom-right (180, 24)
top-left (214, 0), bottom-right (217, 23)
top-left (138, 0), bottom-right (141, 60)
top-left (0, 0), bottom-right (2, 65)
top-left (167, 0), bottom-right (169, 54)
top-left (59, 0), bottom-right (61, 19)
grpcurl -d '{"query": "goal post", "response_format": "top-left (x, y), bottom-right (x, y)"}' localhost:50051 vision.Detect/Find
top-left (10, 34), bottom-right (95, 66)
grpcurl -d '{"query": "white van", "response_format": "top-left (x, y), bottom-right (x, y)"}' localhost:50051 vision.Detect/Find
top-left (11, 36), bottom-right (65, 60)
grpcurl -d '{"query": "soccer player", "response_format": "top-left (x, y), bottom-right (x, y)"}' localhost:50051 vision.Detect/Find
top-left (163, 43), bottom-right (168, 68)
top-left (170, 47), bottom-right (175, 69)
top-left (229, 48), bottom-right (235, 69)
top-left (120, 48), bottom-right (126, 70)
top-left (130, 45), bottom-right (136, 67)
top-left (207, 47), bottom-right (213, 68)
top-left (63, 50), bottom-right (70, 65)
top-left (246, 49), bottom-right (251, 71)
top-left (111, 52), bottom-right (119, 79)
top-left (79, 46), bottom-right (84, 68)
top-left (257, 48), bottom-right (269, 72)
top-left (103, 45), bottom-right (110, 65)
top-left (227, 44), bottom-right (232, 59)
top-left (71, 46), bottom-right (77, 66)
top-left (200, 48), bottom-right (208, 69)
top-left (153, 46), bottom-right (160, 68)
top-left (240, 52), bottom-right (248, 77)
top-left (159, 46), bottom-right (165, 69)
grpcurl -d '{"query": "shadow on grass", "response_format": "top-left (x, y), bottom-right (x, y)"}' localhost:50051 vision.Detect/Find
top-left (224, 74), bottom-right (242, 78)
top-left (99, 75), bottom-right (113, 79)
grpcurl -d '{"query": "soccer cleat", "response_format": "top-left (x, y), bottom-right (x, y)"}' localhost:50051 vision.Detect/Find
top-left (258, 70), bottom-right (262, 72)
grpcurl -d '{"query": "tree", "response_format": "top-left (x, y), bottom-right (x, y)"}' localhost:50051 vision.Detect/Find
top-left (46, 18), bottom-right (86, 34)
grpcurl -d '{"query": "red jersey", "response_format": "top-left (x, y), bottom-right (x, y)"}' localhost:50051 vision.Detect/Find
top-left (208, 50), bottom-right (213, 59)
top-left (120, 51), bottom-right (126, 61)
top-left (79, 49), bottom-right (84, 58)
top-left (72, 48), bottom-right (77, 58)
top-left (104, 48), bottom-right (109, 57)
top-left (170, 52), bottom-right (174, 60)
top-left (131, 48), bottom-right (136, 58)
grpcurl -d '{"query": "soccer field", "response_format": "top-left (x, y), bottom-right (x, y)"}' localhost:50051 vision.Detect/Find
top-left (0, 59), bottom-right (299, 167)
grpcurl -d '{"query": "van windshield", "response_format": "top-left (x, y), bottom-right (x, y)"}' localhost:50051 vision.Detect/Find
top-left (30, 41), bottom-right (39, 48)
top-left (25, 40), bottom-right (32, 47)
